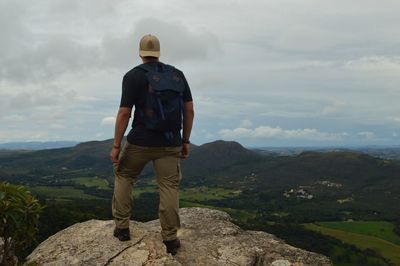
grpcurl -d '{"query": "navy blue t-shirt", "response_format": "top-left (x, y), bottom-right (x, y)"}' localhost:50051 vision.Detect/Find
top-left (120, 62), bottom-right (192, 147)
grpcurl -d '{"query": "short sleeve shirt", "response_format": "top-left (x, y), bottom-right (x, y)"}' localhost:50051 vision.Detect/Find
top-left (120, 61), bottom-right (193, 147)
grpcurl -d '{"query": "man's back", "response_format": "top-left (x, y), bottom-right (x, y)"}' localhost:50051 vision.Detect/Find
top-left (120, 61), bottom-right (192, 147)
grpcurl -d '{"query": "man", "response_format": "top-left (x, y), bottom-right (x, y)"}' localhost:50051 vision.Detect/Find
top-left (110, 34), bottom-right (194, 255)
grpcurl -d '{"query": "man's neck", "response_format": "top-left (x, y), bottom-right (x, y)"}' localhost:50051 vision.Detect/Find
top-left (142, 57), bottom-right (159, 64)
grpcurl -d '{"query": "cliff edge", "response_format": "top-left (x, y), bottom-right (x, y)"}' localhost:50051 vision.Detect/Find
top-left (26, 207), bottom-right (332, 265)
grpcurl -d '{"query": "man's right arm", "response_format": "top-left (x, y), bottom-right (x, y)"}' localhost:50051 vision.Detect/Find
top-left (110, 107), bottom-right (132, 163)
top-left (110, 72), bottom-right (136, 163)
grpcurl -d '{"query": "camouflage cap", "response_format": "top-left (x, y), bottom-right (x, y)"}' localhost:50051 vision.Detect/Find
top-left (139, 34), bottom-right (160, 58)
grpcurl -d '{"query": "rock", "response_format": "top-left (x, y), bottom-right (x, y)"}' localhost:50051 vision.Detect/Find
top-left (26, 207), bottom-right (332, 266)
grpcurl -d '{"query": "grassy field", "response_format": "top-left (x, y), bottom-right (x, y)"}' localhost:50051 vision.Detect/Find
top-left (132, 185), bottom-right (158, 197)
top-left (131, 185), bottom-right (241, 202)
top-left (305, 223), bottom-right (400, 265)
top-left (315, 221), bottom-right (400, 245)
top-left (27, 182), bottom-right (254, 221)
top-left (28, 186), bottom-right (101, 200)
top-left (180, 187), bottom-right (241, 201)
top-left (72, 177), bottom-right (109, 189)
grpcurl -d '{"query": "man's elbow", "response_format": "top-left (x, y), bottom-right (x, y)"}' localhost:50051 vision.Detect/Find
top-left (120, 112), bottom-right (131, 120)
top-left (185, 109), bottom-right (194, 118)
top-left (183, 102), bottom-right (194, 117)
top-left (118, 108), bottom-right (132, 120)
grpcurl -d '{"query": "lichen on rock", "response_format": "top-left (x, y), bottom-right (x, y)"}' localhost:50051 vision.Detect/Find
top-left (26, 207), bottom-right (332, 266)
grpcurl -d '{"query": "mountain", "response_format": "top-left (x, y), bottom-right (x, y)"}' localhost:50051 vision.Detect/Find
top-left (1, 138), bottom-right (400, 220)
top-left (0, 139), bottom-right (114, 181)
top-left (1, 138), bottom-right (399, 189)
top-left (0, 139), bottom-right (263, 181)
top-left (0, 141), bottom-right (79, 150)
top-left (183, 140), bottom-right (263, 176)
top-left (254, 146), bottom-right (400, 160)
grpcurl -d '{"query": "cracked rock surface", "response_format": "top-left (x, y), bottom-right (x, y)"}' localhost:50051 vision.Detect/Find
top-left (26, 207), bottom-right (332, 266)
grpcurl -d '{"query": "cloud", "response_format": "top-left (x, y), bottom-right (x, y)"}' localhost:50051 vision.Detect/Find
top-left (0, 9), bottom-right (220, 85)
top-left (30, 112), bottom-right (66, 124)
top-left (0, 1), bottom-right (103, 84)
top-left (358, 131), bottom-right (375, 140)
top-left (0, 129), bottom-right (50, 142)
top-left (0, 0), bottom-right (400, 146)
top-left (219, 126), bottom-right (349, 141)
top-left (132, 18), bottom-right (221, 63)
top-left (0, 114), bottom-right (27, 123)
top-left (344, 56), bottom-right (400, 73)
top-left (272, 24), bottom-right (337, 52)
top-left (101, 116), bottom-right (116, 126)
top-left (1, 37), bottom-right (100, 83)
top-left (0, 1), bottom-right (28, 55)
top-left (200, 129), bottom-right (214, 139)
top-left (0, 87), bottom-right (77, 116)
top-left (0, 0), bottom-right (123, 84)
top-left (321, 100), bottom-right (348, 116)
top-left (50, 124), bottom-right (66, 129)
top-left (239, 119), bottom-right (253, 128)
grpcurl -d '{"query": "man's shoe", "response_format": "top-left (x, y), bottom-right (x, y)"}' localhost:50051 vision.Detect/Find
top-left (163, 238), bottom-right (181, 255)
top-left (113, 227), bottom-right (131, 241)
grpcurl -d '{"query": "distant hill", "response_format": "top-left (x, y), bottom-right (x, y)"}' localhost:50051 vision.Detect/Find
top-left (1, 138), bottom-right (400, 218)
top-left (0, 141), bottom-right (79, 150)
top-left (0, 139), bottom-right (114, 180)
top-left (0, 139), bottom-right (262, 180)
top-left (1, 139), bottom-right (399, 184)
top-left (253, 146), bottom-right (400, 160)
top-left (183, 140), bottom-right (263, 176)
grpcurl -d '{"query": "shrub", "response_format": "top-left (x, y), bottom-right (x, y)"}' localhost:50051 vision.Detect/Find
top-left (0, 182), bottom-right (43, 266)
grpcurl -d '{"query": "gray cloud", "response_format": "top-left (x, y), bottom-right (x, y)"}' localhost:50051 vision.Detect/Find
top-left (0, 87), bottom-right (76, 111)
top-left (0, 0), bottom-right (399, 145)
top-left (2, 38), bottom-right (99, 83)
top-left (219, 126), bottom-right (349, 141)
top-left (1, 10), bottom-right (220, 85)
top-left (0, 1), bottom-right (28, 54)
top-left (132, 18), bottom-right (221, 62)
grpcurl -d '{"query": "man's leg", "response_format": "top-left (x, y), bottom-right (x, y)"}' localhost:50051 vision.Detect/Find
top-left (153, 147), bottom-right (182, 241)
top-left (112, 144), bottom-right (150, 230)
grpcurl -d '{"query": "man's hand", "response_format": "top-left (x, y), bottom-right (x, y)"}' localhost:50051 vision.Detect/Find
top-left (111, 107), bottom-right (131, 164)
top-left (110, 147), bottom-right (121, 164)
top-left (181, 143), bottom-right (190, 159)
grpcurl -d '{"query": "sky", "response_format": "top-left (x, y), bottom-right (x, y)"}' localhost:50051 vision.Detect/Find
top-left (1, 0), bottom-right (400, 147)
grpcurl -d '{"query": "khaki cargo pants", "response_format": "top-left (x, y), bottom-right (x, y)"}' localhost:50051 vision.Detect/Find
top-left (112, 143), bottom-right (182, 241)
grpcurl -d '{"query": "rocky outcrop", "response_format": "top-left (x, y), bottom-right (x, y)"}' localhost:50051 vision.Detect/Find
top-left (26, 208), bottom-right (331, 265)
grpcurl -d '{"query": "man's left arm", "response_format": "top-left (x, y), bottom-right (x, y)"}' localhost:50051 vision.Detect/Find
top-left (181, 101), bottom-right (194, 159)
top-left (110, 107), bottom-right (132, 163)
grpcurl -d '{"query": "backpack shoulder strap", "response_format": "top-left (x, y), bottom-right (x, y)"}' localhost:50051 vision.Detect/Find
top-left (161, 64), bottom-right (175, 72)
top-left (135, 63), bottom-right (154, 72)
top-left (136, 63), bottom-right (176, 73)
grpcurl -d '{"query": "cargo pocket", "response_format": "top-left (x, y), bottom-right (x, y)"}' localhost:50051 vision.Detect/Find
top-left (177, 163), bottom-right (182, 183)
top-left (114, 144), bottom-right (129, 173)
top-left (112, 162), bottom-right (119, 174)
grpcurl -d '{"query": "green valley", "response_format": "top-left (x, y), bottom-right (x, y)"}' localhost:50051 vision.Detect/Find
top-left (2, 139), bottom-right (400, 265)
top-left (305, 222), bottom-right (400, 265)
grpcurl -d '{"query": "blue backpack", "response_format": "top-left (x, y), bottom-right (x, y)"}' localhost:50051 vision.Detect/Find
top-left (137, 63), bottom-right (185, 140)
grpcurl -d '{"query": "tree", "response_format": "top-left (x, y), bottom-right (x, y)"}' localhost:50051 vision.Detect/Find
top-left (0, 182), bottom-right (44, 266)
